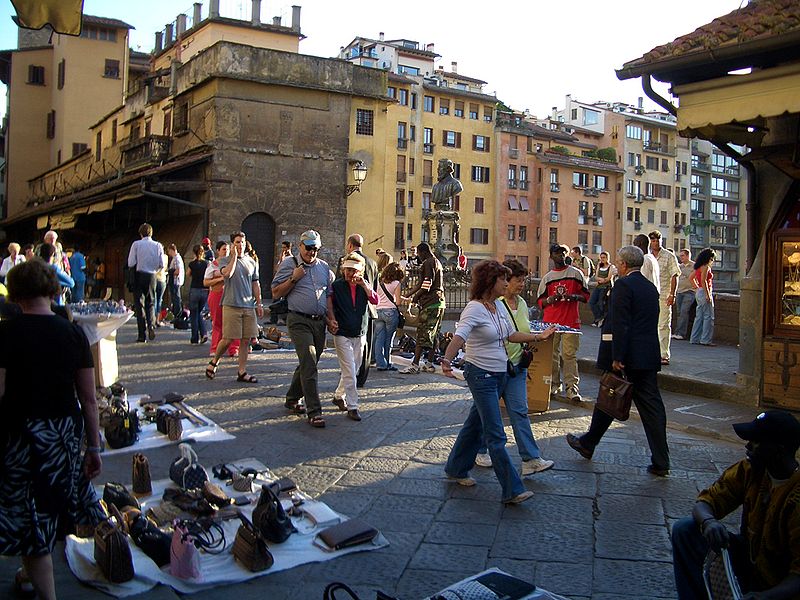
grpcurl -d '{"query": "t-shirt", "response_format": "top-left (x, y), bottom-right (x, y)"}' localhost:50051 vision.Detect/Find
top-left (676, 262), bottom-right (695, 294)
top-left (536, 266), bottom-right (589, 328)
top-left (0, 314), bottom-right (93, 423)
top-left (376, 279), bottom-right (401, 310)
top-left (455, 300), bottom-right (514, 372)
top-left (188, 259), bottom-right (208, 289)
top-left (697, 460), bottom-right (800, 590)
top-left (272, 256), bottom-right (333, 316)
top-left (414, 255), bottom-right (445, 309)
top-left (641, 253), bottom-right (660, 291)
top-left (218, 255), bottom-right (259, 308)
top-left (497, 296), bottom-right (530, 365)
top-left (653, 249), bottom-right (680, 298)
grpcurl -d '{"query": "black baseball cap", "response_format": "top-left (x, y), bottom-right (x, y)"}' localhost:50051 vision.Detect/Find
top-left (549, 243), bottom-right (568, 254)
top-left (733, 410), bottom-right (800, 452)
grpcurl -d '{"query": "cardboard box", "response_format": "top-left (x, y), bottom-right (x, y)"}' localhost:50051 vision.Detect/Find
top-left (525, 337), bottom-right (553, 413)
top-left (90, 331), bottom-right (119, 387)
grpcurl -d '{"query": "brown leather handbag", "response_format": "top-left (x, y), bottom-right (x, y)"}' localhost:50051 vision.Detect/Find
top-left (232, 514), bottom-right (274, 572)
top-left (596, 370), bottom-right (633, 421)
top-left (131, 453), bottom-right (152, 496)
top-left (94, 505), bottom-right (135, 583)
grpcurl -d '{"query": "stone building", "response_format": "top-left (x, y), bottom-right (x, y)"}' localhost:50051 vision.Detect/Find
top-left (1, 2), bottom-right (387, 294)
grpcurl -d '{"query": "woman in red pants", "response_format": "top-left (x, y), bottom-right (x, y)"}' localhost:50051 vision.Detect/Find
top-left (203, 241), bottom-right (240, 357)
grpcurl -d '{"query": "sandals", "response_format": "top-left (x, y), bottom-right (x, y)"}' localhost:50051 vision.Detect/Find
top-left (205, 359), bottom-right (218, 380)
top-left (236, 371), bottom-right (258, 383)
top-left (308, 415), bottom-right (326, 428)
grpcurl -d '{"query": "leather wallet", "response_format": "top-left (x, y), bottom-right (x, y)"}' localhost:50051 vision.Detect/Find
top-left (314, 518), bottom-right (377, 551)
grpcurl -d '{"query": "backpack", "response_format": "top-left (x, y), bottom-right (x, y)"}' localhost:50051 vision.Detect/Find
top-left (173, 309), bottom-right (190, 330)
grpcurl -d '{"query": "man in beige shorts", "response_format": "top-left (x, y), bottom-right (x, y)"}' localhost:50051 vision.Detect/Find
top-left (204, 231), bottom-right (263, 383)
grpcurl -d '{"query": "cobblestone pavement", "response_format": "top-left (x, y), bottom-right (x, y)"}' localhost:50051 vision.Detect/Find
top-left (1, 322), bottom-right (754, 600)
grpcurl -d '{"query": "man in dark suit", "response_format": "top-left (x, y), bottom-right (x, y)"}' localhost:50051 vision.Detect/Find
top-left (566, 245), bottom-right (670, 476)
top-left (336, 234), bottom-right (378, 387)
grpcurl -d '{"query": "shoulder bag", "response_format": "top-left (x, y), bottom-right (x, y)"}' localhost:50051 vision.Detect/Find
top-left (252, 483), bottom-right (295, 543)
top-left (268, 256), bottom-right (299, 316)
top-left (380, 281), bottom-right (405, 329)
top-left (232, 513), bottom-right (274, 572)
top-left (500, 298), bottom-right (534, 370)
top-left (169, 521), bottom-right (201, 580)
top-left (156, 407), bottom-right (183, 441)
top-left (169, 443), bottom-right (209, 490)
top-left (131, 453), bottom-right (152, 496)
top-left (596, 370), bottom-right (633, 421)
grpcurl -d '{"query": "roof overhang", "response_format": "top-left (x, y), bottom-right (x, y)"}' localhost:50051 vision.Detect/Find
top-left (671, 62), bottom-right (800, 145)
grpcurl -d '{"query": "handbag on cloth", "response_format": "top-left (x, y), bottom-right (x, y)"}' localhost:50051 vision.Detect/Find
top-left (596, 370), bottom-right (633, 421)
top-left (704, 548), bottom-right (743, 600)
top-left (232, 513), bottom-right (274, 572)
top-left (104, 408), bottom-right (140, 449)
top-left (169, 443), bottom-right (209, 490)
top-left (103, 482), bottom-right (141, 511)
top-left (169, 521), bottom-right (201, 580)
top-left (156, 407), bottom-right (183, 441)
top-left (252, 484), bottom-right (295, 543)
top-left (128, 513), bottom-right (172, 567)
top-left (131, 453), bottom-right (152, 496)
top-left (500, 298), bottom-right (534, 370)
top-left (380, 281), bottom-right (405, 329)
top-left (94, 505), bottom-right (135, 583)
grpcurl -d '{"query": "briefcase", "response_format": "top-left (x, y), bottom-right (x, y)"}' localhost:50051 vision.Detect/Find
top-left (596, 370), bottom-right (633, 421)
top-left (314, 519), bottom-right (378, 552)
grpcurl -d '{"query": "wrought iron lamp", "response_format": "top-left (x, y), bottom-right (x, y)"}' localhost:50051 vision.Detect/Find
top-left (345, 160), bottom-right (368, 197)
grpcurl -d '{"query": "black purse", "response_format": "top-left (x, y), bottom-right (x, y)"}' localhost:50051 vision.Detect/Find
top-left (104, 408), bottom-right (140, 449)
top-left (169, 443), bottom-right (209, 490)
top-left (252, 484), bottom-right (295, 543)
top-left (128, 513), bottom-right (172, 567)
top-left (103, 482), bottom-right (141, 511)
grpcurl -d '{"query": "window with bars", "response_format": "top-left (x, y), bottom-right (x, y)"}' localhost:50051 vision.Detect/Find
top-left (355, 109), bottom-right (374, 135)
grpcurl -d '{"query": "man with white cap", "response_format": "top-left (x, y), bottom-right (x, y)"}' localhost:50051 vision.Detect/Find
top-left (671, 410), bottom-right (800, 599)
top-left (327, 252), bottom-right (378, 421)
top-left (272, 230), bottom-right (335, 428)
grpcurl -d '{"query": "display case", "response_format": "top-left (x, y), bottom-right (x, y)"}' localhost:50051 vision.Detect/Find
top-left (779, 241), bottom-right (800, 328)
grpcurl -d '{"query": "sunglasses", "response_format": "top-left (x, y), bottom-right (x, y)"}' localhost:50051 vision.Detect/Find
top-left (303, 245), bottom-right (320, 253)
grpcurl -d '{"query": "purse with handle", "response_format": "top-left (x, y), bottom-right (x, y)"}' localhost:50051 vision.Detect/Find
top-left (252, 484), bottom-right (295, 543)
top-left (232, 513), bottom-right (274, 572)
top-left (596, 370), bottom-right (633, 421)
top-left (94, 504), bottom-right (135, 583)
top-left (131, 453), bottom-right (152, 496)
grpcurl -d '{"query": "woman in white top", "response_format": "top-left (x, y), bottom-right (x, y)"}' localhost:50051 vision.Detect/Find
top-left (441, 260), bottom-right (555, 505)
top-left (374, 261), bottom-right (405, 371)
top-left (0, 243), bottom-right (25, 282)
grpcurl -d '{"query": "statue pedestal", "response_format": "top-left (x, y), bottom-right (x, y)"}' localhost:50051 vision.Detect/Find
top-left (423, 209), bottom-right (460, 267)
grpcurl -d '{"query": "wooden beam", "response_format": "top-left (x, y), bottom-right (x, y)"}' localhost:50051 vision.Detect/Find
top-left (148, 180), bottom-right (208, 193)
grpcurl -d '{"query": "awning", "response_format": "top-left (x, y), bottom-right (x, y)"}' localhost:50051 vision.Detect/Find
top-left (88, 199), bottom-right (114, 214)
top-left (507, 196), bottom-right (520, 210)
top-left (673, 63), bottom-right (800, 139)
top-left (518, 197), bottom-right (530, 211)
top-left (48, 212), bottom-right (77, 230)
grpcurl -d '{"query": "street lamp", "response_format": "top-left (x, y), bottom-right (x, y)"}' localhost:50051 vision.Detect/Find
top-left (345, 160), bottom-right (368, 197)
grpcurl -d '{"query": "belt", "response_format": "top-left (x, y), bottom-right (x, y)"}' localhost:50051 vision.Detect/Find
top-left (289, 310), bottom-right (325, 321)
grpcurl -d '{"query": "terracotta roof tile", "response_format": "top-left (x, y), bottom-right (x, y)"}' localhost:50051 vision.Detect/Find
top-left (628, 0), bottom-right (800, 67)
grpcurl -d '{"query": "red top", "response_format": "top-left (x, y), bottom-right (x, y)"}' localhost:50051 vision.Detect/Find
top-left (692, 266), bottom-right (713, 289)
top-left (537, 266), bottom-right (589, 328)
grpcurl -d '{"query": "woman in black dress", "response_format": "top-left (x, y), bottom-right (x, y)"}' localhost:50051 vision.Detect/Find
top-left (0, 259), bottom-right (103, 599)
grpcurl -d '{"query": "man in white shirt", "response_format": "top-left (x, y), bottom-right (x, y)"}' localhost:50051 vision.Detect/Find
top-left (634, 234), bottom-right (660, 291)
top-left (649, 231), bottom-right (681, 365)
top-left (127, 223), bottom-right (165, 342)
top-left (167, 243), bottom-right (185, 319)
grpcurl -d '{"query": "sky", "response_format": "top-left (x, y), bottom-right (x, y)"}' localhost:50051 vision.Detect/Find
top-left (0, 0), bottom-right (746, 117)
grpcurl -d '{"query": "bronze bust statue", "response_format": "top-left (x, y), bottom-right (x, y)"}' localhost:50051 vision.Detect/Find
top-left (431, 159), bottom-right (463, 211)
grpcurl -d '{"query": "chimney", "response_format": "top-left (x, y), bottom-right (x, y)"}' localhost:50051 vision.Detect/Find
top-left (451, 61), bottom-right (457, 73)
top-left (251, 0), bottom-right (261, 25)
top-left (273, 16), bottom-right (281, 26)
top-left (165, 23), bottom-right (174, 46)
top-left (638, 96), bottom-right (643, 109)
top-left (169, 59), bottom-right (179, 96)
top-left (291, 5), bottom-right (301, 32)
top-left (193, 3), bottom-right (202, 25)
top-left (176, 13), bottom-right (187, 36)
top-left (551, 106), bottom-right (557, 121)
top-left (209, 0), bottom-right (220, 18)
top-left (339, 46), bottom-right (345, 59)
top-left (426, 43), bottom-right (434, 52)
top-left (154, 31), bottom-right (163, 53)
top-left (379, 32), bottom-right (384, 41)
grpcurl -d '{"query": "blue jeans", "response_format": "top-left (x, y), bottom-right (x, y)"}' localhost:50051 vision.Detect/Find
top-left (588, 286), bottom-right (609, 321)
top-left (478, 365), bottom-right (541, 460)
top-left (445, 362), bottom-right (525, 502)
top-left (169, 281), bottom-right (182, 317)
top-left (155, 279), bottom-right (166, 318)
top-left (373, 308), bottom-right (399, 369)
top-left (690, 288), bottom-right (714, 344)
top-left (674, 291), bottom-right (694, 338)
top-left (189, 288), bottom-right (208, 343)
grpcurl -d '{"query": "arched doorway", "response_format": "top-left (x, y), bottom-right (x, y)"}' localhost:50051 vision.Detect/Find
top-left (241, 212), bottom-right (276, 297)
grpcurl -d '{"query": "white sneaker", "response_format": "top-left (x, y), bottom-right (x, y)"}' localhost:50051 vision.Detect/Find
top-left (522, 457), bottom-right (555, 476)
top-left (446, 474), bottom-right (476, 487)
top-left (672, 334), bottom-right (685, 340)
top-left (400, 364), bottom-right (420, 374)
top-left (475, 453), bottom-right (493, 468)
top-left (421, 361), bottom-right (436, 373)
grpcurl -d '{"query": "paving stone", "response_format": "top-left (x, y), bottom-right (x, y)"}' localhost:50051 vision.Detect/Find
top-left (436, 498), bottom-right (504, 524)
top-left (535, 561), bottom-right (594, 598)
top-left (424, 521), bottom-right (497, 546)
top-left (408, 543), bottom-right (488, 573)
top-left (501, 492), bottom-right (594, 523)
top-left (598, 472), bottom-right (699, 498)
top-left (304, 455), bottom-right (362, 470)
top-left (593, 559), bottom-right (677, 598)
top-left (370, 494), bottom-right (443, 514)
top-left (308, 549), bottom-right (408, 584)
top-left (527, 469), bottom-right (598, 497)
top-left (398, 461), bottom-right (451, 479)
top-left (483, 557), bottom-right (537, 583)
top-left (596, 521), bottom-right (673, 562)
top-left (662, 497), bottom-right (698, 520)
top-left (286, 464), bottom-right (346, 494)
top-left (368, 442), bottom-right (426, 460)
top-left (336, 469), bottom-right (396, 490)
top-left (378, 531), bottom-right (424, 556)
top-left (386, 477), bottom-right (450, 498)
top-left (317, 488), bottom-right (375, 516)
top-left (359, 507), bottom-right (435, 534)
top-left (493, 521), bottom-right (593, 563)
top-left (597, 493), bottom-right (665, 524)
top-left (354, 457), bottom-right (409, 474)
top-left (412, 448), bottom-right (453, 464)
